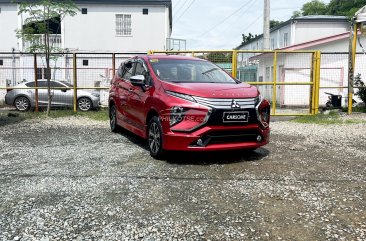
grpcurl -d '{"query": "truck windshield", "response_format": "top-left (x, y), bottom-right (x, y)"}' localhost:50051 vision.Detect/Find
top-left (149, 59), bottom-right (238, 84)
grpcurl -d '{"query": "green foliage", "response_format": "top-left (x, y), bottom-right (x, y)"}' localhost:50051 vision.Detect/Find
top-left (270, 20), bottom-right (283, 29)
top-left (292, 0), bottom-right (366, 18)
top-left (302, 0), bottom-right (328, 16)
top-left (16, 0), bottom-right (79, 116)
top-left (327, 0), bottom-right (366, 18)
top-left (292, 10), bottom-right (302, 18)
top-left (205, 52), bottom-right (232, 63)
top-left (241, 33), bottom-right (258, 44)
top-left (354, 74), bottom-right (366, 104)
top-left (241, 20), bottom-right (282, 46)
top-left (17, 0), bottom-right (79, 53)
top-left (293, 112), bottom-right (365, 124)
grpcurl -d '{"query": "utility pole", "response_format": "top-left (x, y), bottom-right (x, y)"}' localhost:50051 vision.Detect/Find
top-left (263, 0), bottom-right (270, 50)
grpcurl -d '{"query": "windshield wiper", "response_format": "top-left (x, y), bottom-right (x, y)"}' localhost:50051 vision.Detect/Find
top-left (202, 67), bottom-right (220, 75)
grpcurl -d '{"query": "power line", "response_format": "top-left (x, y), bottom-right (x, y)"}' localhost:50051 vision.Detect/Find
top-left (174, 0), bottom-right (197, 24)
top-left (218, 0), bottom-right (260, 37)
top-left (173, 0), bottom-right (185, 16)
top-left (198, 0), bottom-right (257, 38)
top-left (225, 14), bottom-right (263, 48)
top-left (240, 14), bottom-right (263, 34)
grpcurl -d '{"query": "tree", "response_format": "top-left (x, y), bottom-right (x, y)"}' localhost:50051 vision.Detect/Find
top-left (17, 0), bottom-right (78, 115)
top-left (292, 0), bottom-right (366, 18)
top-left (241, 33), bottom-right (258, 45)
top-left (354, 74), bottom-right (366, 105)
top-left (302, 0), bottom-right (328, 16)
top-left (270, 20), bottom-right (283, 29)
top-left (327, 0), bottom-right (366, 18)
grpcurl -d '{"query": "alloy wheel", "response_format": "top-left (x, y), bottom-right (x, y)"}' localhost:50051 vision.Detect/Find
top-left (15, 97), bottom-right (30, 111)
top-left (149, 122), bottom-right (161, 155)
top-left (78, 98), bottom-right (92, 111)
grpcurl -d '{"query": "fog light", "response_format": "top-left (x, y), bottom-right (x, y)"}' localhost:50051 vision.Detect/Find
top-left (256, 135), bottom-right (262, 142)
top-left (197, 139), bottom-right (204, 146)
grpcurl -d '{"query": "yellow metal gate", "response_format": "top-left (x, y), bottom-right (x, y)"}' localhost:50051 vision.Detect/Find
top-left (149, 50), bottom-right (321, 116)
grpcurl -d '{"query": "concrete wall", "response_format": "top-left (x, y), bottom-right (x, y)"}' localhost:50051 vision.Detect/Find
top-left (294, 22), bottom-right (348, 45)
top-left (63, 4), bottom-right (169, 52)
top-left (0, 4), bottom-right (20, 51)
top-left (0, 3), bottom-right (170, 52)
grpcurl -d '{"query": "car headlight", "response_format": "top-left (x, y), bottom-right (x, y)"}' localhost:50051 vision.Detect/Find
top-left (170, 106), bottom-right (184, 127)
top-left (255, 95), bottom-right (270, 128)
top-left (166, 90), bottom-right (196, 103)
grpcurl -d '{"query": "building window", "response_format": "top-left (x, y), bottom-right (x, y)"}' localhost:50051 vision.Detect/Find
top-left (36, 68), bottom-right (51, 80)
top-left (116, 14), bottom-right (132, 36)
top-left (82, 8), bottom-right (88, 14)
top-left (143, 8), bottom-right (148, 15)
top-left (0, 60), bottom-right (3, 66)
top-left (83, 60), bottom-right (89, 66)
top-left (271, 38), bottom-right (275, 50)
top-left (283, 33), bottom-right (289, 47)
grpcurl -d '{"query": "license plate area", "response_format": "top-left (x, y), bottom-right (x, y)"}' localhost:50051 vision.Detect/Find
top-left (223, 111), bottom-right (249, 123)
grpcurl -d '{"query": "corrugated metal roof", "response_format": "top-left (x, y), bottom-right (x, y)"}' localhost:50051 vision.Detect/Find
top-left (294, 15), bottom-right (348, 20)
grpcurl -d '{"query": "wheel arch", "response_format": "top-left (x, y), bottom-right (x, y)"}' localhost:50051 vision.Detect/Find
top-left (146, 109), bottom-right (159, 126)
top-left (13, 95), bottom-right (32, 106)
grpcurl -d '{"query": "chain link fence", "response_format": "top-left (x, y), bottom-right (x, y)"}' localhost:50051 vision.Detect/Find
top-left (0, 52), bottom-right (141, 110)
top-left (150, 50), bottom-right (319, 116)
top-left (320, 52), bottom-right (366, 110)
top-left (1, 50), bottom-right (365, 115)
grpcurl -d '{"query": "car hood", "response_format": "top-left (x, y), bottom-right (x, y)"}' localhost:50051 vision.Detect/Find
top-left (161, 81), bottom-right (259, 99)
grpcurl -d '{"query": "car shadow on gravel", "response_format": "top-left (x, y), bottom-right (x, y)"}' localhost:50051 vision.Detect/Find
top-left (0, 110), bottom-right (25, 127)
top-left (164, 148), bottom-right (270, 165)
top-left (116, 127), bottom-right (270, 165)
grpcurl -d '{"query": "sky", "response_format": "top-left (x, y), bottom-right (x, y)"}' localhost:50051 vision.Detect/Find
top-left (171, 0), bottom-right (332, 50)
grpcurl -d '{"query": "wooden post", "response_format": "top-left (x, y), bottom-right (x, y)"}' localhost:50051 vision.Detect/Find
top-left (34, 53), bottom-right (39, 112)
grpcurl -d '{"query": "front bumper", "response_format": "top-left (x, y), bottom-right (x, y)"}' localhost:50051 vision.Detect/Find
top-left (163, 124), bottom-right (269, 151)
top-left (4, 93), bottom-right (14, 106)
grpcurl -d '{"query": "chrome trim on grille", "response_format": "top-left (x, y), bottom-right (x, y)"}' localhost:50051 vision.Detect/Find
top-left (194, 96), bottom-right (257, 109)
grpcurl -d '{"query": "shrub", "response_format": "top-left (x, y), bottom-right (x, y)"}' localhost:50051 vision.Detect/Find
top-left (354, 74), bottom-right (366, 104)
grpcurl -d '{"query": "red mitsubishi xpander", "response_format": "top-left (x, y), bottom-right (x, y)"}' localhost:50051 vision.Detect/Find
top-left (109, 55), bottom-right (270, 158)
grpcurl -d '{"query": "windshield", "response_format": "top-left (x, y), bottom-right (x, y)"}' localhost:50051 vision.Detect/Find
top-left (149, 59), bottom-right (237, 84)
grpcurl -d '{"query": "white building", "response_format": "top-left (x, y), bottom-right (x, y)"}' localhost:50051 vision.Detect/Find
top-left (236, 16), bottom-right (366, 108)
top-left (237, 15), bottom-right (350, 51)
top-left (0, 0), bottom-right (172, 52)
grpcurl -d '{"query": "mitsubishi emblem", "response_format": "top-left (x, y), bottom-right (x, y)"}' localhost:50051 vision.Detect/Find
top-left (231, 99), bottom-right (240, 109)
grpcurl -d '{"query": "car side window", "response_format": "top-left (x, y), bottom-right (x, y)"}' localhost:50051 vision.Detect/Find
top-left (134, 61), bottom-right (150, 85)
top-left (38, 81), bottom-right (48, 88)
top-left (117, 64), bottom-right (124, 78)
top-left (50, 82), bottom-right (65, 88)
top-left (122, 61), bottom-right (135, 81)
top-left (25, 82), bottom-right (35, 87)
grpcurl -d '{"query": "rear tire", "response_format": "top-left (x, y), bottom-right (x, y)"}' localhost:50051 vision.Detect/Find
top-left (148, 116), bottom-right (165, 159)
top-left (14, 96), bottom-right (31, 112)
top-left (109, 105), bottom-right (120, 133)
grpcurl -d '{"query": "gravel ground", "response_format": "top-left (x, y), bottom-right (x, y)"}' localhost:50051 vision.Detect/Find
top-left (0, 112), bottom-right (365, 241)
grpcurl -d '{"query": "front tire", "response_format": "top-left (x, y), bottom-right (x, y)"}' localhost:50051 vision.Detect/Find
top-left (14, 96), bottom-right (31, 112)
top-left (148, 116), bottom-right (165, 159)
top-left (78, 97), bottom-right (92, 111)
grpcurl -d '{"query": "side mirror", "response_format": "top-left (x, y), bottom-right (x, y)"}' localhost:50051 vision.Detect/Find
top-left (61, 88), bottom-right (68, 92)
top-left (130, 75), bottom-right (145, 86)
